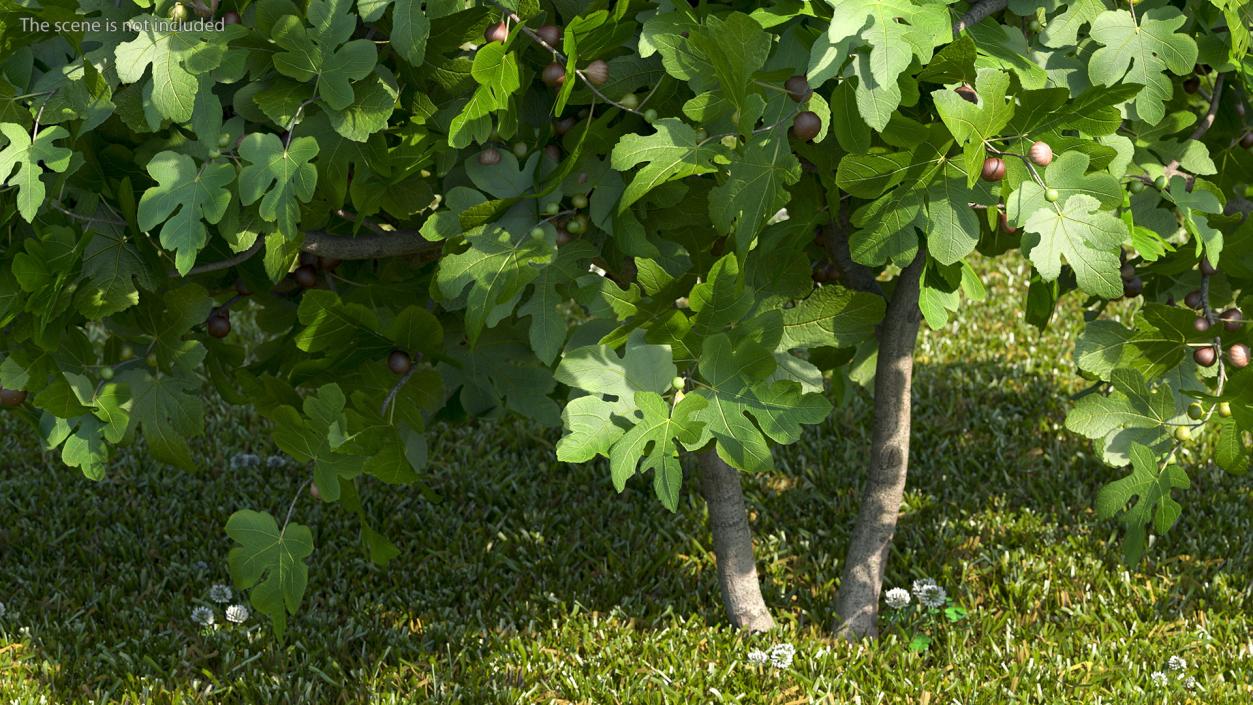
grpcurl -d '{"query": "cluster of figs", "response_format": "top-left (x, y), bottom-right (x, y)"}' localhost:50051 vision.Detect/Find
top-left (1184, 265), bottom-right (1249, 371)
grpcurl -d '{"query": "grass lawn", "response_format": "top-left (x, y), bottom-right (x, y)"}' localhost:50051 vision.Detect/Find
top-left (1, 256), bottom-right (1250, 704)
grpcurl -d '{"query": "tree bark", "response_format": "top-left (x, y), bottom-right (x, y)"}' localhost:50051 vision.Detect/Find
top-left (697, 449), bottom-right (775, 632)
top-left (835, 251), bottom-right (925, 639)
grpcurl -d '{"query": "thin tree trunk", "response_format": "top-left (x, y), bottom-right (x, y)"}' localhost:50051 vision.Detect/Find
top-left (835, 251), bottom-right (926, 639)
top-left (697, 449), bottom-right (775, 632)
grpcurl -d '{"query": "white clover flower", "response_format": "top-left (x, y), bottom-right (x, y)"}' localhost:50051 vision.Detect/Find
top-left (265, 455), bottom-right (287, 468)
top-left (190, 606), bottom-right (215, 627)
top-left (884, 587), bottom-right (911, 609)
top-left (916, 582), bottom-right (948, 609)
top-left (208, 584), bottom-right (232, 603)
top-left (1183, 676), bottom-right (1198, 690)
top-left (1150, 671), bottom-right (1168, 687)
top-left (229, 453), bottom-right (261, 470)
top-left (1167, 655), bottom-right (1187, 671)
top-left (911, 578), bottom-right (938, 597)
top-left (225, 604), bottom-right (250, 624)
top-left (191, 560), bottom-right (209, 573)
top-left (746, 649), bottom-right (769, 665)
top-left (769, 643), bottom-right (795, 669)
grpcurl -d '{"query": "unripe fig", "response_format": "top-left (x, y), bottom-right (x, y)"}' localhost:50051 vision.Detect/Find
top-left (1218, 401), bottom-right (1232, 418)
top-left (566, 213), bottom-right (590, 235)
top-left (388, 350), bottom-right (413, 375)
top-left (1028, 141), bottom-right (1053, 166)
top-left (1028, 19), bottom-right (1042, 32)
top-left (791, 111), bottom-right (822, 141)
top-left (543, 201), bottom-right (560, 216)
top-left (541, 62), bottom-right (566, 87)
top-left (100, 367), bottom-right (115, 381)
top-left (207, 312), bottom-right (231, 339)
top-left (1173, 425), bottom-right (1192, 442)
top-left (980, 157), bottom-right (1006, 182)
top-left (293, 264), bottom-right (318, 289)
top-left (512, 142), bottom-right (529, 158)
top-left (618, 93), bottom-right (640, 110)
top-left (530, 226), bottom-right (546, 240)
top-left (1183, 76), bottom-right (1200, 94)
top-left (1200, 257), bottom-right (1218, 276)
top-left (120, 344), bottom-right (135, 361)
top-left (1184, 289), bottom-right (1203, 309)
top-left (571, 193), bottom-right (588, 209)
top-left (784, 75), bottom-right (812, 102)
top-left (1220, 308), bottom-right (1243, 331)
top-left (1194, 317), bottom-right (1211, 333)
top-left (1194, 345), bottom-right (1218, 367)
top-left (170, 3), bottom-right (190, 22)
top-left (536, 24), bottom-right (562, 49)
top-left (478, 147), bottom-right (501, 165)
top-left (1187, 402), bottom-right (1204, 420)
top-left (583, 60), bottom-right (609, 86)
top-left (146, 353), bottom-right (160, 368)
top-left (1228, 343), bottom-right (1251, 369)
top-left (1129, 179), bottom-right (1146, 193)
top-left (643, 108), bottom-right (658, 123)
top-left (954, 84), bottom-right (978, 104)
top-left (0, 388), bottom-right (28, 408)
top-left (1122, 276), bottom-right (1142, 298)
top-left (672, 376), bottom-right (685, 391)
top-left (484, 21), bottom-right (509, 43)
top-left (1044, 188), bottom-right (1060, 202)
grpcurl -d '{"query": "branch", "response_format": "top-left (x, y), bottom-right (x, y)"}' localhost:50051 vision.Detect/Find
top-left (952, 0), bottom-right (1007, 35)
top-left (819, 217), bottom-right (885, 298)
top-left (184, 239), bottom-right (264, 276)
top-left (1163, 74), bottom-right (1225, 181)
top-left (176, 230), bottom-right (441, 278)
top-left (301, 228), bottom-right (442, 260)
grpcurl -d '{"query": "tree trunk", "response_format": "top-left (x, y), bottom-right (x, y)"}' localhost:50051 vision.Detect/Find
top-left (697, 449), bottom-right (775, 632)
top-left (835, 251), bottom-right (926, 639)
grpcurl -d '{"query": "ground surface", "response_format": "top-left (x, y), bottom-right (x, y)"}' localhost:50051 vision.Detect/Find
top-left (1, 257), bottom-right (1250, 704)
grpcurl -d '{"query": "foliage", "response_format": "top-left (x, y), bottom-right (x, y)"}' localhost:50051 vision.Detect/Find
top-left (0, 0), bottom-right (1248, 637)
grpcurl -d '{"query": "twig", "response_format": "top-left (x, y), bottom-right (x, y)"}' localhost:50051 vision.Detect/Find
top-left (952, 0), bottom-right (1007, 35)
top-left (282, 480), bottom-right (310, 532)
top-left (183, 239), bottom-right (264, 276)
top-left (1162, 74), bottom-right (1225, 183)
top-left (50, 201), bottom-right (127, 227)
top-left (381, 367), bottom-right (415, 417)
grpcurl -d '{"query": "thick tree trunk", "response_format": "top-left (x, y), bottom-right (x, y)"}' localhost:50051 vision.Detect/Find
top-left (835, 252), bottom-right (925, 639)
top-left (697, 449), bottom-right (775, 632)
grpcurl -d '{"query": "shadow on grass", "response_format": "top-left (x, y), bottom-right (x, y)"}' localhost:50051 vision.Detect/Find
top-left (0, 358), bottom-right (1247, 702)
